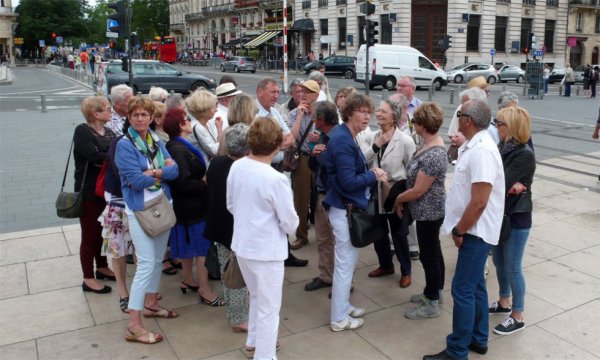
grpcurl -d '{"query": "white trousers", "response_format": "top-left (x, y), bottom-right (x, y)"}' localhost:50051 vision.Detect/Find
top-left (127, 215), bottom-right (170, 310)
top-left (237, 256), bottom-right (284, 360)
top-left (328, 207), bottom-right (360, 323)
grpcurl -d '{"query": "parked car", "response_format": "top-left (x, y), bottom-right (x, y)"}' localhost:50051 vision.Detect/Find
top-left (304, 55), bottom-right (356, 79)
top-left (105, 59), bottom-right (216, 94)
top-left (446, 63), bottom-right (499, 84)
top-left (220, 56), bottom-right (257, 73)
top-left (548, 67), bottom-right (564, 84)
top-left (498, 65), bottom-right (526, 83)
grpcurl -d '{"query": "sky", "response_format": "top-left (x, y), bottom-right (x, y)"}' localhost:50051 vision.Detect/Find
top-left (12, 0), bottom-right (98, 9)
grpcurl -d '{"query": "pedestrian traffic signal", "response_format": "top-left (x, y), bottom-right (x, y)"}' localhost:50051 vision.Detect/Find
top-left (108, 0), bottom-right (127, 38)
top-left (367, 20), bottom-right (379, 47)
top-left (528, 32), bottom-right (536, 50)
top-left (522, 47), bottom-right (529, 54)
top-left (360, 2), bottom-right (376, 15)
top-left (442, 35), bottom-right (453, 51)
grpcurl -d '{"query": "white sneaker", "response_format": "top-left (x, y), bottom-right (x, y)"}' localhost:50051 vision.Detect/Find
top-left (330, 317), bottom-right (364, 332)
top-left (348, 306), bottom-right (366, 318)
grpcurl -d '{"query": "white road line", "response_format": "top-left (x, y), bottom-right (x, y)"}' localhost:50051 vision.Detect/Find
top-left (0, 86), bottom-right (82, 96)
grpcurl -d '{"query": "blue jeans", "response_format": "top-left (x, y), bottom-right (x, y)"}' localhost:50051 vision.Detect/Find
top-left (544, 78), bottom-right (549, 93)
top-left (565, 82), bottom-right (572, 96)
top-left (372, 214), bottom-right (411, 275)
top-left (446, 234), bottom-right (491, 360)
top-left (492, 227), bottom-right (530, 312)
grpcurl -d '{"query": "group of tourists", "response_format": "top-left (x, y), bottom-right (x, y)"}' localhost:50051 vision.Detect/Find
top-left (71, 70), bottom-right (537, 359)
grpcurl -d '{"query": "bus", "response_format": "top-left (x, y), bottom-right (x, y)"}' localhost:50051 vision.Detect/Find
top-left (159, 36), bottom-right (177, 63)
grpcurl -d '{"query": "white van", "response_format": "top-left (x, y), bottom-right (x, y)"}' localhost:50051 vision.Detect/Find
top-left (355, 44), bottom-right (447, 91)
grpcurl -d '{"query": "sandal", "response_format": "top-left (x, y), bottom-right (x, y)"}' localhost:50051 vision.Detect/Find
top-left (120, 297), bottom-right (129, 313)
top-left (198, 294), bottom-right (225, 307)
top-left (168, 259), bottom-right (182, 269)
top-left (143, 306), bottom-right (179, 319)
top-left (161, 260), bottom-right (177, 275)
top-left (125, 328), bottom-right (163, 344)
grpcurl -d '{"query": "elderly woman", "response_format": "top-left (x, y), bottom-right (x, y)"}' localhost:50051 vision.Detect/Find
top-left (205, 123), bottom-right (251, 333)
top-left (227, 116), bottom-right (298, 359)
top-left (309, 70), bottom-right (333, 102)
top-left (148, 86), bottom-right (169, 103)
top-left (216, 94), bottom-right (257, 156)
top-left (187, 89), bottom-right (221, 164)
top-left (489, 107), bottom-right (536, 336)
top-left (162, 107), bottom-right (224, 306)
top-left (75, 95), bottom-right (116, 294)
top-left (323, 94), bottom-right (388, 331)
top-left (115, 96), bottom-right (179, 344)
top-left (393, 102), bottom-right (448, 320)
top-left (152, 101), bottom-right (169, 143)
top-left (364, 99), bottom-right (416, 288)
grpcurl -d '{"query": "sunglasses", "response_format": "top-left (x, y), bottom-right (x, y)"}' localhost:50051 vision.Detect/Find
top-left (456, 110), bottom-right (473, 119)
top-left (495, 120), bottom-right (507, 127)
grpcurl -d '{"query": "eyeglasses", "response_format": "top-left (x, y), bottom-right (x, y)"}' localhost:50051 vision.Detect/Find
top-left (185, 115), bottom-right (192, 122)
top-left (495, 120), bottom-right (507, 127)
top-left (131, 113), bottom-right (150, 119)
top-left (456, 110), bottom-right (473, 119)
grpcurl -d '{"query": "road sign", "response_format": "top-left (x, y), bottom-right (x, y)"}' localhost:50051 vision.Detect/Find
top-left (39, 40), bottom-right (45, 47)
top-left (56, 36), bottom-right (63, 44)
top-left (490, 48), bottom-right (496, 56)
top-left (106, 31), bottom-right (119, 38)
top-left (533, 50), bottom-right (543, 57)
top-left (107, 19), bottom-right (119, 32)
top-left (320, 35), bottom-right (335, 44)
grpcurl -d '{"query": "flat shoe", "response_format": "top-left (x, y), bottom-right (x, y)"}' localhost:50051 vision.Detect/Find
top-left (244, 342), bottom-right (280, 359)
top-left (95, 270), bottom-right (116, 281)
top-left (143, 306), bottom-right (179, 319)
top-left (82, 282), bottom-right (112, 294)
top-left (400, 275), bottom-right (412, 288)
top-left (368, 267), bottom-right (394, 278)
top-left (199, 294), bottom-right (225, 307)
top-left (124, 328), bottom-right (163, 344)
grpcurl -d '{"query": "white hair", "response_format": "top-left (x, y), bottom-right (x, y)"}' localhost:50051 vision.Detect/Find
top-left (110, 84), bottom-right (133, 102)
top-left (148, 86), bottom-right (169, 101)
top-left (459, 87), bottom-right (487, 103)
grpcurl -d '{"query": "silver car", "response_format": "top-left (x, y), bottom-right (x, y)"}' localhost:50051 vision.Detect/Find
top-left (446, 63), bottom-right (499, 84)
top-left (221, 56), bottom-right (257, 73)
top-left (498, 65), bottom-right (526, 83)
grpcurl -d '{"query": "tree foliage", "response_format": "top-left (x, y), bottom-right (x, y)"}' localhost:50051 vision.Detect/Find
top-left (131, 0), bottom-right (170, 41)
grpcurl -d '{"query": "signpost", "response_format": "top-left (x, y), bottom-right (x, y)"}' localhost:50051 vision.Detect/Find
top-left (107, 19), bottom-right (119, 32)
top-left (56, 36), bottom-right (63, 44)
top-left (490, 48), bottom-right (495, 65)
top-left (39, 40), bottom-right (45, 47)
top-left (106, 31), bottom-right (119, 38)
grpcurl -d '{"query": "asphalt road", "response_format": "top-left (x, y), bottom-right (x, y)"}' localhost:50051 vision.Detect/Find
top-left (0, 66), bottom-right (598, 233)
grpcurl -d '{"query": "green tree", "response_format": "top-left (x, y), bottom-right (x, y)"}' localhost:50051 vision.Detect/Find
top-left (86, 0), bottom-right (113, 46)
top-left (131, 0), bottom-right (169, 42)
top-left (15, 0), bottom-right (90, 52)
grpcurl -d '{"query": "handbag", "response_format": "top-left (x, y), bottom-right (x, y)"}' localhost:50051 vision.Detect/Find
top-left (347, 199), bottom-right (387, 248)
top-left (55, 139), bottom-right (88, 219)
top-left (134, 192), bottom-right (177, 237)
top-left (498, 213), bottom-right (511, 243)
top-left (94, 161), bottom-right (108, 198)
top-left (281, 120), bottom-right (314, 172)
top-left (223, 252), bottom-right (245, 289)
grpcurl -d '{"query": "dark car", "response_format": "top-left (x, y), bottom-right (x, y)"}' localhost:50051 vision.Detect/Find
top-left (221, 56), bottom-right (257, 73)
top-left (548, 67), bottom-right (564, 84)
top-left (105, 59), bottom-right (216, 94)
top-left (304, 55), bottom-right (356, 79)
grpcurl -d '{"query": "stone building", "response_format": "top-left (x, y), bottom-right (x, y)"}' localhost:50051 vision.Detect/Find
top-left (0, 0), bottom-right (18, 64)
top-left (565, 0), bottom-right (600, 67)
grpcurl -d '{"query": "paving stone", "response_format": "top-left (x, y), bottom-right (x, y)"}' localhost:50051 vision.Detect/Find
top-left (0, 263), bottom-right (28, 299)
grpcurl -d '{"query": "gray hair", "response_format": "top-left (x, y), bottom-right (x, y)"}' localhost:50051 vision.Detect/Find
top-left (148, 86), bottom-right (169, 102)
top-left (497, 91), bottom-right (519, 109)
top-left (312, 101), bottom-right (338, 126)
top-left (459, 87), bottom-right (487, 103)
top-left (382, 99), bottom-right (404, 126)
top-left (110, 84), bottom-right (133, 102)
top-left (308, 71), bottom-right (332, 101)
top-left (389, 93), bottom-right (408, 109)
top-left (225, 123), bottom-right (250, 158)
top-left (464, 99), bottom-right (492, 130)
top-left (164, 93), bottom-right (184, 110)
top-left (399, 76), bottom-right (416, 89)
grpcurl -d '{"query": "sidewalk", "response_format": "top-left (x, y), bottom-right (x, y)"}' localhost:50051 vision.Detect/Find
top-left (1, 152), bottom-right (599, 360)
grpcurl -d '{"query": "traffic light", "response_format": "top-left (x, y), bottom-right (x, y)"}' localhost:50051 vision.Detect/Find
top-left (108, 1), bottom-right (127, 37)
top-left (528, 32), bottom-right (537, 50)
top-left (360, 2), bottom-right (376, 15)
top-left (367, 20), bottom-right (379, 47)
top-left (522, 47), bottom-right (529, 54)
top-left (442, 35), bottom-right (453, 51)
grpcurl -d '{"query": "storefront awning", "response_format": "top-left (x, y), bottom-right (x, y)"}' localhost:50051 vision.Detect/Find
top-left (243, 31), bottom-right (281, 48)
top-left (221, 35), bottom-right (257, 49)
top-left (289, 19), bottom-right (315, 32)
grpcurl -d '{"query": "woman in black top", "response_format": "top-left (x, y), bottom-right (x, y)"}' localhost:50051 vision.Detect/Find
top-left (163, 107), bottom-right (224, 307)
top-left (75, 95), bottom-right (116, 294)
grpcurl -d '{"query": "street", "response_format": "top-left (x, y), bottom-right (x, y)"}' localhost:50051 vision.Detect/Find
top-left (0, 65), bottom-right (598, 233)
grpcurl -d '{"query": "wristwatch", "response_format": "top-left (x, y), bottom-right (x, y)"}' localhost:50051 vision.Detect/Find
top-left (452, 226), bottom-right (465, 238)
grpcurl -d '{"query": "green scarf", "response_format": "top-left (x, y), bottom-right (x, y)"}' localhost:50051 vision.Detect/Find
top-left (128, 127), bottom-right (165, 191)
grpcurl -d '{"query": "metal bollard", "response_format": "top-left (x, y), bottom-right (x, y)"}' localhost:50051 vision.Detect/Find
top-left (382, 89), bottom-right (389, 100)
top-left (559, 84), bottom-right (563, 96)
top-left (522, 85), bottom-right (527, 96)
top-left (41, 94), bottom-right (47, 112)
top-left (449, 88), bottom-right (455, 105)
top-left (576, 86), bottom-right (580, 96)
top-left (502, 84), bottom-right (506, 92)
top-left (428, 86), bottom-right (433, 101)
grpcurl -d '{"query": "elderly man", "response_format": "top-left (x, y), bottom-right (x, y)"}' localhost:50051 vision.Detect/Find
top-left (276, 78), bottom-right (303, 123)
top-left (255, 77), bottom-right (309, 267)
top-left (396, 76), bottom-right (422, 116)
top-left (107, 84), bottom-right (133, 136)
top-left (287, 80), bottom-right (321, 250)
top-left (212, 82), bottom-right (243, 129)
top-left (424, 99), bottom-right (505, 360)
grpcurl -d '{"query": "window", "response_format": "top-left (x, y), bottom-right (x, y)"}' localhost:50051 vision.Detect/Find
top-left (576, 13), bottom-right (583, 32)
top-left (520, 18), bottom-right (533, 52)
top-left (320, 19), bottom-right (329, 50)
top-left (318, 0), bottom-right (328, 7)
top-left (338, 17), bottom-right (347, 49)
top-left (336, 0), bottom-right (346, 4)
top-left (495, 16), bottom-right (508, 52)
top-left (466, 15), bottom-right (481, 51)
top-left (545, 20), bottom-right (555, 53)
top-left (596, 16), bottom-right (600, 33)
top-left (523, 0), bottom-right (535, 4)
top-left (380, 14), bottom-right (392, 44)
top-left (419, 57), bottom-right (435, 70)
top-left (302, 0), bottom-right (311, 9)
top-left (546, 0), bottom-right (558, 7)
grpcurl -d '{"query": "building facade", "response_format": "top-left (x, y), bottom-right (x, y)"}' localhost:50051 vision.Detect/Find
top-left (566, 0), bottom-right (600, 68)
top-left (170, 0), bottom-right (570, 68)
top-left (0, 0), bottom-right (18, 64)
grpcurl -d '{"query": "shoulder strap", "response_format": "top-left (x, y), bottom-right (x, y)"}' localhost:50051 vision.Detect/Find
top-left (62, 138), bottom-right (88, 192)
top-left (294, 120), bottom-right (314, 153)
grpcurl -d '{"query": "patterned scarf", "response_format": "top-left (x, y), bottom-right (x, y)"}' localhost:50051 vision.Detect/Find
top-left (498, 139), bottom-right (519, 157)
top-left (128, 127), bottom-right (165, 191)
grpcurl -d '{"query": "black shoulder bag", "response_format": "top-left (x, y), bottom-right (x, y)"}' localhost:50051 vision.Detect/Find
top-left (56, 139), bottom-right (88, 218)
top-left (281, 120), bottom-right (314, 172)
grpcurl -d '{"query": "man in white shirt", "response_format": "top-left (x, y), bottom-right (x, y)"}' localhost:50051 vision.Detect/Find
top-left (108, 84), bottom-right (133, 136)
top-left (211, 82), bottom-right (242, 129)
top-left (425, 99), bottom-right (505, 360)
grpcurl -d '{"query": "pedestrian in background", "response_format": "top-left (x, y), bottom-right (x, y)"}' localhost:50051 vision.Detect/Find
top-left (543, 64), bottom-right (550, 94)
top-left (563, 63), bottom-right (575, 97)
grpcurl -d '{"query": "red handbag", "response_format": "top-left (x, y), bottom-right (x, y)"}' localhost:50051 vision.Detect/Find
top-left (94, 161), bottom-right (108, 198)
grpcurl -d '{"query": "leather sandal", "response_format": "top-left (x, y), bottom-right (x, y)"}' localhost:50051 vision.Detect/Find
top-left (143, 306), bottom-right (179, 319)
top-left (199, 294), bottom-right (225, 307)
top-left (124, 328), bottom-right (163, 344)
top-left (119, 297), bottom-right (129, 313)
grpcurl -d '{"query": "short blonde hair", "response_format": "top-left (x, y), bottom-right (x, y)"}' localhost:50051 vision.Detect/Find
top-left (148, 86), bottom-right (169, 102)
top-left (127, 96), bottom-right (155, 118)
top-left (185, 89), bottom-right (217, 120)
top-left (80, 95), bottom-right (109, 123)
top-left (153, 101), bottom-right (166, 120)
top-left (496, 106), bottom-right (531, 144)
top-left (228, 94), bottom-right (258, 126)
top-left (413, 102), bottom-right (444, 134)
top-left (248, 116), bottom-right (282, 156)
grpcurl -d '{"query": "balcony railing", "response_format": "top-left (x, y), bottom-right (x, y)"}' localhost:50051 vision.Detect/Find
top-left (569, 0), bottom-right (600, 5)
top-left (202, 4), bottom-right (235, 14)
top-left (234, 0), bottom-right (260, 8)
top-left (185, 12), bottom-right (205, 22)
top-left (496, 0), bottom-right (511, 3)
top-left (523, 0), bottom-right (536, 5)
top-left (546, 0), bottom-right (559, 6)
top-left (318, 0), bottom-right (328, 7)
top-left (170, 23), bottom-right (185, 32)
top-left (336, 0), bottom-right (347, 5)
top-left (302, 0), bottom-right (311, 9)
